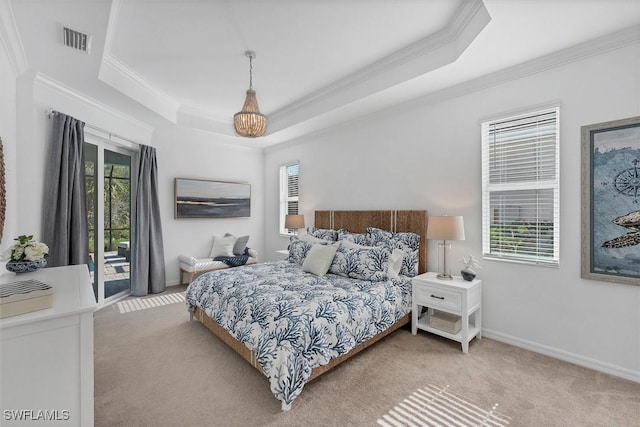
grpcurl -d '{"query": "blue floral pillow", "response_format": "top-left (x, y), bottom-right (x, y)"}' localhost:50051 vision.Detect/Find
top-left (306, 226), bottom-right (338, 241)
top-left (366, 227), bottom-right (420, 277)
top-left (337, 229), bottom-right (369, 245)
top-left (329, 244), bottom-right (390, 281)
top-left (288, 239), bottom-right (313, 265)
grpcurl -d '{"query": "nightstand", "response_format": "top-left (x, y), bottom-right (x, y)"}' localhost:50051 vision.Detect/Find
top-left (411, 272), bottom-right (482, 353)
top-left (275, 249), bottom-right (289, 260)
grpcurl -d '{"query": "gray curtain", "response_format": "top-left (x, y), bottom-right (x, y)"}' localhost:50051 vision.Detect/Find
top-left (131, 145), bottom-right (166, 296)
top-left (42, 113), bottom-right (89, 267)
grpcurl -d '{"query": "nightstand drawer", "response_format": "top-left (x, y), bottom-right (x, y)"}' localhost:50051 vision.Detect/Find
top-left (414, 286), bottom-right (461, 311)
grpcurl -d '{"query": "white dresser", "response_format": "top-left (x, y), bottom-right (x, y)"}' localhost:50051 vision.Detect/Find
top-left (0, 265), bottom-right (97, 426)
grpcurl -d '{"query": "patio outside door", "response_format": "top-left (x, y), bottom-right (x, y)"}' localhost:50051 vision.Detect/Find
top-left (85, 140), bottom-right (136, 305)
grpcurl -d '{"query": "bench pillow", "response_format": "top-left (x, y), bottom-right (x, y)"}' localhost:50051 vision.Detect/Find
top-left (209, 234), bottom-right (236, 258)
top-left (225, 233), bottom-right (250, 255)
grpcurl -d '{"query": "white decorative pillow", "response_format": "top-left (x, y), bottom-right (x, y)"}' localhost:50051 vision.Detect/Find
top-left (387, 248), bottom-right (405, 279)
top-left (301, 244), bottom-right (338, 276)
top-left (209, 235), bottom-right (236, 258)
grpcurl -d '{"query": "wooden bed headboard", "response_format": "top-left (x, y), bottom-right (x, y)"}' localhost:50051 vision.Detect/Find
top-left (314, 210), bottom-right (428, 274)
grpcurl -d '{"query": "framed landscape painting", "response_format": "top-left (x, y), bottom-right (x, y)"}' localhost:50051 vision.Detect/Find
top-left (581, 116), bottom-right (640, 286)
top-left (175, 178), bottom-right (251, 219)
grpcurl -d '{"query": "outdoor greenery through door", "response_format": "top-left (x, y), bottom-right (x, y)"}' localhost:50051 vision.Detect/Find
top-left (85, 141), bottom-right (134, 304)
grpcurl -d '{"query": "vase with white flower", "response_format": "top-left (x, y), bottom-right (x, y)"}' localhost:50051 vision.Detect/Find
top-left (460, 253), bottom-right (480, 281)
top-left (2, 235), bottom-right (49, 273)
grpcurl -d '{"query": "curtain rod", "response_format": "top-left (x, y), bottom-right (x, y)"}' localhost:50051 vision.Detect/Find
top-left (46, 109), bottom-right (141, 147)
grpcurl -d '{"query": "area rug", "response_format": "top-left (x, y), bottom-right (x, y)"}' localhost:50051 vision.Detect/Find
top-left (116, 292), bottom-right (185, 314)
top-left (377, 384), bottom-right (511, 427)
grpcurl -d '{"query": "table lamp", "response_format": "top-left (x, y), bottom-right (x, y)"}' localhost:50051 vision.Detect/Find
top-left (285, 214), bottom-right (305, 236)
top-left (427, 215), bottom-right (465, 280)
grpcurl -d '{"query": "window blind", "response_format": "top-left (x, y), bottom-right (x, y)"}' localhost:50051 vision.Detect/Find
top-left (280, 162), bottom-right (299, 234)
top-left (481, 107), bottom-right (560, 265)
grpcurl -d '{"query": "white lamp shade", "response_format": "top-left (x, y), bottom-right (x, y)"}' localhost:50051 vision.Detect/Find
top-left (427, 216), bottom-right (465, 241)
top-left (285, 214), bottom-right (305, 229)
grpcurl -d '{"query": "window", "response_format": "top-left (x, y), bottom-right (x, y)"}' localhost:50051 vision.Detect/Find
top-left (279, 162), bottom-right (299, 235)
top-left (481, 107), bottom-right (560, 266)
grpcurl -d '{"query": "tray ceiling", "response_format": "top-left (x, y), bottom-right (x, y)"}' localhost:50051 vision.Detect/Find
top-left (7, 0), bottom-right (640, 148)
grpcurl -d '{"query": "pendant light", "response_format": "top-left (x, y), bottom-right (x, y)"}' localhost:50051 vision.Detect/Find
top-left (234, 50), bottom-right (267, 138)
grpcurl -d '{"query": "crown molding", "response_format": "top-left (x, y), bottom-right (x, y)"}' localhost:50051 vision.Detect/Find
top-left (99, 52), bottom-right (180, 123)
top-left (177, 104), bottom-right (228, 124)
top-left (0, 0), bottom-right (29, 76)
top-left (176, 104), bottom-right (235, 137)
top-left (265, 24), bottom-right (640, 151)
top-left (34, 72), bottom-right (154, 136)
top-left (266, 0), bottom-right (490, 133)
top-left (410, 23), bottom-right (640, 110)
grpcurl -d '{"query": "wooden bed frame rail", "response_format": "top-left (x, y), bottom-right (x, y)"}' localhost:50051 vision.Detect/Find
top-left (193, 307), bottom-right (410, 382)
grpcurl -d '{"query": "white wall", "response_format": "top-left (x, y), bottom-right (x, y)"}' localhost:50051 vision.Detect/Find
top-left (152, 124), bottom-right (264, 285)
top-left (264, 43), bottom-right (640, 381)
top-left (12, 75), bottom-right (264, 287)
top-left (0, 39), bottom-right (17, 260)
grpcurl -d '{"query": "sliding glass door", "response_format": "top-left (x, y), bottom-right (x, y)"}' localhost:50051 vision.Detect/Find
top-left (85, 139), bottom-right (136, 305)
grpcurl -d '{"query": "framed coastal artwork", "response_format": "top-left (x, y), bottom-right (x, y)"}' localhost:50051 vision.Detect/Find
top-left (581, 116), bottom-right (640, 286)
top-left (174, 178), bottom-right (251, 219)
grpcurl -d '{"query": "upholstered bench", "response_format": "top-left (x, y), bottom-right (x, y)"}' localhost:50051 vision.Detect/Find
top-left (178, 249), bottom-right (257, 285)
top-left (179, 233), bottom-right (256, 285)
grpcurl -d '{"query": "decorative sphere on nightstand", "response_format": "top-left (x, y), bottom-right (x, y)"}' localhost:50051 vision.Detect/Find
top-left (460, 268), bottom-right (476, 281)
top-left (460, 253), bottom-right (480, 282)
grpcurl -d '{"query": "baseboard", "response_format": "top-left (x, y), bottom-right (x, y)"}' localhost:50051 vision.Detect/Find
top-left (482, 328), bottom-right (640, 384)
top-left (165, 279), bottom-right (182, 287)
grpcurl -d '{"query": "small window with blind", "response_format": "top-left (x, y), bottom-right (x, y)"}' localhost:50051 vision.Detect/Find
top-left (481, 106), bottom-right (560, 266)
top-left (279, 162), bottom-right (299, 235)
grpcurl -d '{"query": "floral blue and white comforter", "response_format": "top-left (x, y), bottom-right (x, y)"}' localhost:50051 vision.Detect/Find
top-left (185, 260), bottom-right (412, 410)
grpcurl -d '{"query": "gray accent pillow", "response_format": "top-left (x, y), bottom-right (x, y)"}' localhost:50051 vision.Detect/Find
top-left (225, 233), bottom-right (250, 255)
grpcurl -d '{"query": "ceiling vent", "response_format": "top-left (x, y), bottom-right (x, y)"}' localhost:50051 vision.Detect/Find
top-left (63, 27), bottom-right (91, 53)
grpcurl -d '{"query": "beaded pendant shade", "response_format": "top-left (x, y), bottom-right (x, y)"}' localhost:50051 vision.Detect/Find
top-left (234, 50), bottom-right (267, 138)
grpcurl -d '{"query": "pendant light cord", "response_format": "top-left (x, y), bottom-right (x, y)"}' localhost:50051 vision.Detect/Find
top-left (249, 55), bottom-right (253, 90)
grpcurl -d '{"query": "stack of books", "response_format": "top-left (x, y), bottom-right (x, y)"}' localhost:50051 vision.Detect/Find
top-left (0, 279), bottom-right (53, 318)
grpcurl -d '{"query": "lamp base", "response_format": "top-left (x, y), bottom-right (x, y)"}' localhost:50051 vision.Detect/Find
top-left (436, 242), bottom-right (452, 280)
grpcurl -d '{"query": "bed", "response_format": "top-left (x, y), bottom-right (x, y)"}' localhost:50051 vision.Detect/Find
top-left (185, 210), bottom-right (428, 410)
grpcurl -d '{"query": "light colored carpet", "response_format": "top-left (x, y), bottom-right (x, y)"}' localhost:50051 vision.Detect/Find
top-left (94, 286), bottom-right (640, 427)
top-left (377, 384), bottom-right (511, 426)
top-left (115, 292), bottom-right (185, 313)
